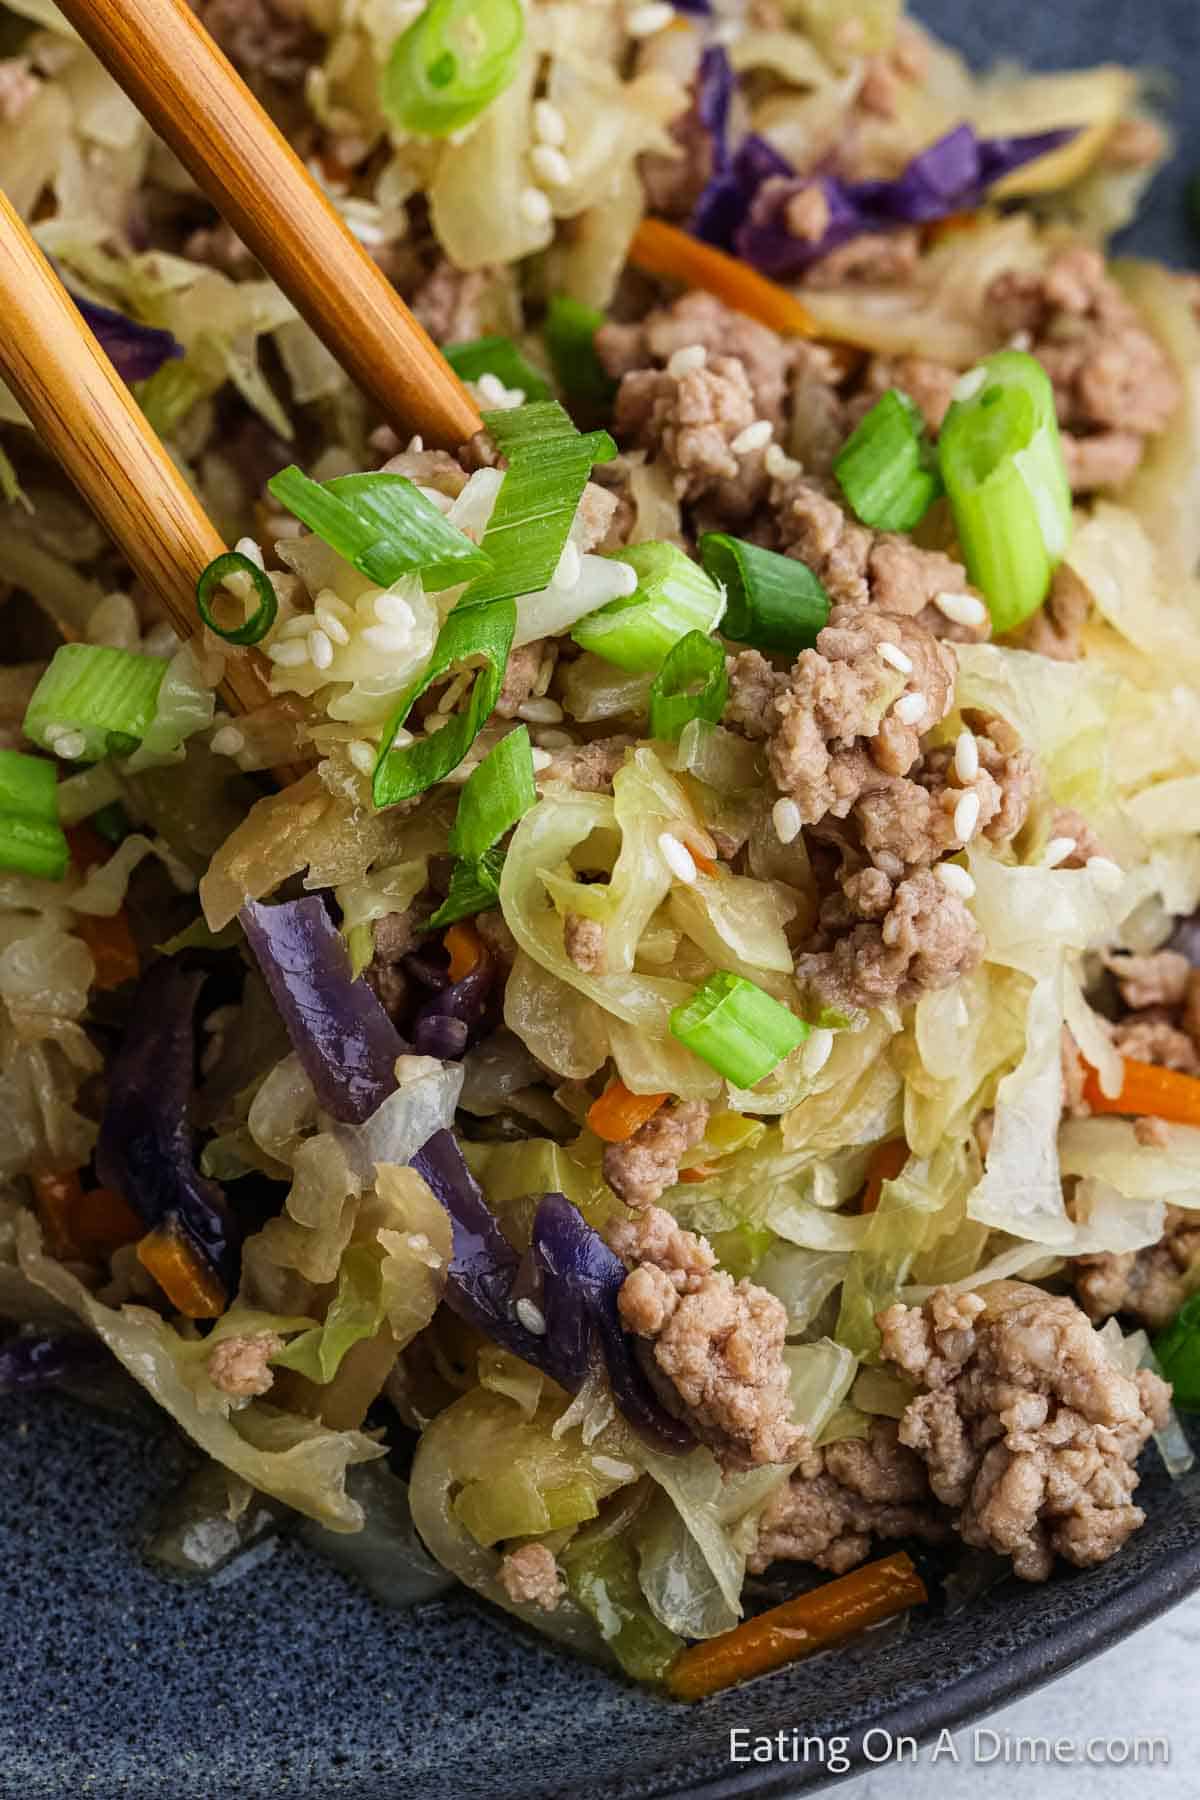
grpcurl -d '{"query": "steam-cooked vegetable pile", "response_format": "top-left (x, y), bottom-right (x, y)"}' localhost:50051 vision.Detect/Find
top-left (3, 0), bottom-right (1200, 1699)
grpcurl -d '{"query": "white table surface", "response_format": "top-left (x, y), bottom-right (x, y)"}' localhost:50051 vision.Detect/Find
top-left (833, 1590), bottom-right (1200, 1797)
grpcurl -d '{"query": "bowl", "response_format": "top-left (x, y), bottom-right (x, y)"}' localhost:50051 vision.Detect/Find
top-left (6, 2), bottom-right (1200, 1795)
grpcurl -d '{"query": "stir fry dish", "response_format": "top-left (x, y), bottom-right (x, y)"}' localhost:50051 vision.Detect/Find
top-left (4, 0), bottom-right (1200, 1698)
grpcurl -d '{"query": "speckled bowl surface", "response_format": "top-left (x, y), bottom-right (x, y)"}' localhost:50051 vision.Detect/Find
top-left (6, 4), bottom-right (1200, 1797)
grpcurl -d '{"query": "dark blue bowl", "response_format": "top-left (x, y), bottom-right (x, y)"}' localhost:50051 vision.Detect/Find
top-left (5, 4), bottom-right (1200, 1795)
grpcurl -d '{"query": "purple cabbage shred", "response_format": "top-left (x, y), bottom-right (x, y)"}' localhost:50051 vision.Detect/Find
top-left (72, 293), bottom-right (183, 385)
top-left (410, 943), bottom-right (496, 1062)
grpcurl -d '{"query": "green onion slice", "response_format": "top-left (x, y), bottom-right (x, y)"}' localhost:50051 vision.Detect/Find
top-left (24, 644), bottom-right (167, 764)
top-left (572, 542), bottom-right (725, 673)
top-left (833, 388), bottom-right (942, 532)
top-left (427, 845), bottom-right (504, 929)
top-left (444, 336), bottom-right (553, 403)
top-left (699, 532), bottom-right (829, 654)
top-left (267, 466), bottom-right (491, 592)
top-left (543, 296), bottom-right (616, 406)
top-left (429, 725), bottom-right (537, 925)
top-left (0, 749), bottom-right (69, 881)
top-left (196, 550), bottom-right (278, 645)
top-left (372, 599), bottom-right (516, 808)
top-left (382, 0), bottom-right (525, 138)
top-left (938, 350), bottom-right (1072, 634)
top-left (1154, 1292), bottom-right (1200, 1410)
top-left (669, 971), bottom-right (809, 1088)
top-left (649, 630), bottom-right (728, 742)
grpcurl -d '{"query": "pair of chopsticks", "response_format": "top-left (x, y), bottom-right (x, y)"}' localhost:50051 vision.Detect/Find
top-left (0, 0), bottom-right (483, 718)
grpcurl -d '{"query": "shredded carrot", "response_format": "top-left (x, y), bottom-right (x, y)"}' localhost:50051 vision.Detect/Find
top-left (1082, 1056), bottom-right (1200, 1127)
top-left (923, 209), bottom-right (981, 246)
top-left (587, 1079), bottom-right (669, 1143)
top-left (861, 1138), bottom-right (909, 1213)
top-left (77, 1186), bottom-right (143, 1258)
top-left (678, 1163), bottom-right (718, 1184)
top-left (444, 920), bottom-right (485, 982)
top-left (629, 219), bottom-right (818, 339)
top-left (137, 1227), bottom-right (227, 1319)
top-left (31, 1169), bottom-right (87, 1260)
top-left (666, 1551), bottom-right (927, 1701)
top-left (73, 908), bottom-right (140, 989)
top-left (689, 848), bottom-right (719, 878)
top-left (30, 1171), bottom-right (141, 1261)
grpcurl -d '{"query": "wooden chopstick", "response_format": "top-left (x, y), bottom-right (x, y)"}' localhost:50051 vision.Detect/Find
top-left (54, 0), bottom-right (483, 450)
top-left (0, 187), bottom-right (275, 722)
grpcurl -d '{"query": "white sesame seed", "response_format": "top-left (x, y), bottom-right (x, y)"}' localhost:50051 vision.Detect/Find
top-left (315, 604), bottom-right (350, 645)
top-left (954, 729), bottom-right (980, 783)
top-left (954, 367), bottom-right (987, 403)
top-left (417, 482), bottom-right (456, 511)
top-left (627, 1), bottom-right (674, 35)
top-left (315, 589), bottom-right (354, 624)
top-left (438, 671), bottom-right (472, 713)
top-left (233, 535), bottom-right (265, 570)
top-left (43, 722), bottom-right (66, 744)
top-left (210, 725), bottom-right (245, 756)
top-left (730, 419), bottom-right (773, 456)
top-left (610, 560), bottom-right (639, 598)
top-left (877, 641), bottom-right (913, 675)
top-left (142, 622), bottom-right (180, 658)
top-left (476, 371), bottom-right (510, 407)
top-left (531, 747), bottom-right (553, 772)
top-left (307, 627), bottom-right (334, 670)
top-left (518, 185), bottom-right (553, 227)
top-left (391, 727), bottom-right (414, 749)
top-left (360, 624), bottom-right (415, 652)
top-left (348, 739), bottom-right (377, 775)
top-left (934, 590), bottom-right (988, 629)
top-left (1041, 835), bottom-right (1076, 869)
top-left (1009, 329), bottom-right (1033, 351)
top-left (533, 99), bottom-right (566, 147)
top-left (764, 443), bottom-right (802, 481)
top-left (591, 1454), bottom-right (637, 1480)
top-left (772, 796), bottom-right (802, 844)
top-left (954, 790), bottom-right (981, 842)
top-left (801, 1027), bottom-right (835, 1076)
top-left (551, 538), bottom-right (582, 591)
top-left (423, 713), bottom-right (451, 734)
top-left (658, 832), bottom-right (698, 884)
top-left (53, 730), bottom-right (88, 760)
top-left (406, 435), bottom-right (424, 454)
top-left (516, 1297), bottom-right (547, 1335)
top-left (530, 144), bottom-right (571, 187)
top-left (373, 592), bottom-right (416, 629)
top-left (517, 697), bottom-right (564, 724)
top-left (934, 861), bottom-right (976, 899)
top-left (266, 638), bottom-right (309, 667)
top-left (276, 613), bottom-right (313, 640)
top-left (534, 728), bottom-right (574, 749)
top-left (1086, 855), bottom-right (1124, 890)
top-left (666, 343), bottom-right (708, 377)
top-left (894, 691), bottom-right (926, 725)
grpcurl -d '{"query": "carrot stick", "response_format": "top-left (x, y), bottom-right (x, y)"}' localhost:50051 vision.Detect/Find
top-left (629, 219), bottom-right (818, 339)
top-left (861, 1139), bottom-right (909, 1213)
top-left (137, 1226), bottom-right (226, 1318)
top-left (78, 1186), bottom-right (143, 1258)
top-left (73, 909), bottom-right (140, 989)
top-left (667, 1551), bottom-right (927, 1701)
top-left (587, 1079), bottom-right (669, 1143)
top-left (678, 1163), bottom-right (718, 1183)
top-left (31, 1169), bottom-right (88, 1260)
top-left (444, 920), bottom-right (485, 982)
top-left (1082, 1056), bottom-right (1200, 1126)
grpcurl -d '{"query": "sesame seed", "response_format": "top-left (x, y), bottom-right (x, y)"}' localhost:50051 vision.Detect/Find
top-left (533, 99), bottom-right (566, 146)
top-left (360, 624), bottom-right (415, 652)
top-left (142, 622), bottom-right (180, 658)
top-left (935, 590), bottom-right (988, 629)
top-left (391, 727), bottom-right (414, 749)
top-left (877, 641), bottom-right (913, 675)
top-left (43, 722), bottom-right (66, 744)
top-left (307, 628), bottom-right (334, 670)
top-left (535, 728), bottom-right (574, 749)
top-left (53, 730), bottom-right (87, 760)
top-left (531, 747), bottom-right (553, 772)
top-left (266, 638), bottom-right (309, 666)
top-left (894, 691), bottom-right (926, 726)
top-left (730, 419), bottom-right (773, 455)
top-left (954, 729), bottom-right (980, 783)
top-left (210, 725), bottom-right (245, 757)
top-left (591, 1454), bottom-right (636, 1480)
top-left (627, 1), bottom-right (674, 34)
top-left (551, 538), bottom-right (582, 591)
top-left (531, 144), bottom-right (571, 186)
top-left (406, 435), bottom-right (424, 454)
top-left (666, 343), bottom-right (708, 377)
top-left (374, 592), bottom-right (416, 628)
top-left (1041, 835), bottom-right (1076, 868)
top-left (802, 1027), bottom-right (834, 1076)
top-left (1087, 855), bottom-right (1124, 890)
top-left (658, 832), bottom-right (698, 884)
top-left (516, 1297), bottom-right (547, 1335)
top-left (934, 861), bottom-right (976, 899)
top-left (233, 535), bottom-right (265, 569)
top-left (418, 482), bottom-right (457, 510)
top-left (954, 367), bottom-right (987, 403)
top-left (476, 371), bottom-right (510, 406)
top-left (348, 739), bottom-right (377, 775)
top-left (315, 588), bottom-right (354, 624)
top-left (518, 185), bottom-right (553, 226)
top-left (772, 796), bottom-right (802, 844)
top-left (517, 697), bottom-right (564, 724)
top-left (954, 790), bottom-right (981, 842)
top-left (423, 713), bottom-right (451, 734)
top-left (610, 560), bottom-right (639, 598)
top-left (277, 613), bottom-right (312, 639)
top-left (315, 604), bottom-right (350, 646)
top-left (764, 443), bottom-right (802, 480)
top-left (1009, 329), bottom-right (1033, 351)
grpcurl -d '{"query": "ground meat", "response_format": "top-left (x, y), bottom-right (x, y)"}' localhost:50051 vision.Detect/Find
top-left (496, 642), bottom-right (545, 718)
top-left (183, 220), bottom-right (256, 277)
top-left (602, 1099), bottom-right (710, 1209)
top-left (379, 446), bottom-right (469, 498)
top-left (596, 291), bottom-right (794, 425)
top-left (189, 0), bottom-right (320, 91)
top-left (1062, 430), bottom-right (1146, 493)
top-left (638, 103), bottom-right (715, 221)
top-left (574, 482), bottom-right (620, 553)
top-left (498, 1542), bottom-right (564, 1612)
top-left (364, 909), bottom-right (419, 1022)
top-left (878, 1281), bottom-right (1170, 1580)
top-left (1050, 805), bottom-right (1110, 868)
top-left (867, 538), bottom-right (989, 644)
top-left (564, 913), bottom-right (607, 976)
top-left (0, 57), bottom-right (38, 123)
top-left (788, 342), bottom-right (855, 477)
top-left (1075, 1206), bottom-right (1200, 1331)
top-left (863, 355), bottom-right (960, 433)
top-left (611, 355), bottom-right (763, 518)
top-left (411, 261), bottom-right (498, 346)
top-left (1014, 563), bottom-right (1091, 661)
top-left (1102, 116), bottom-right (1169, 170)
top-left (724, 649), bottom-right (787, 741)
top-left (207, 1332), bottom-right (283, 1399)
top-left (772, 477), bottom-right (872, 608)
top-left (474, 907), bottom-right (517, 973)
top-left (1102, 949), bottom-right (1191, 1011)
top-left (796, 869), bottom-right (984, 1011)
top-left (801, 228), bottom-right (921, 290)
top-left (908, 714), bottom-right (1038, 865)
top-left (748, 1418), bottom-right (947, 1575)
top-left (541, 737), bottom-right (634, 793)
top-left (1111, 1015), bottom-right (1200, 1073)
top-left (607, 1204), bottom-right (717, 1294)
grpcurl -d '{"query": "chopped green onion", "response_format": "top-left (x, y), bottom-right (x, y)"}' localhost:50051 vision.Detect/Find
top-left (196, 550), bottom-right (278, 645)
top-left (572, 542), bottom-right (725, 673)
top-left (698, 532), bottom-right (829, 654)
top-left (24, 644), bottom-right (167, 764)
top-left (1153, 1292), bottom-right (1200, 1410)
top-left (543, 296), bottom-right (616, 406)
top-left (267, 466), bottom-right (490, 592)
top-left (444, 336), bottom-right (552, 403)
top-left (834, 388), bottom-right (942, 532)
top-left (372, 600), bottom-right (515, 808)
top-left (427, 844), bottom-right (504, 929)
top-left (0, 749), bottom-right (69, 881)
top-left (429, 725), bottom-right (537, 926)
top-left (92, 800), bottom-right (132, 845)
top-left (381, 0), bottom-right (525, 137)
top-left (938, 350), bottom-right (1072, 633)
top-left (457, 402), bottom-right (616, 611)
top-left (649, 630), bottom-right (728, 742)
top-left (670, 971), bottom-right (809, 1087)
